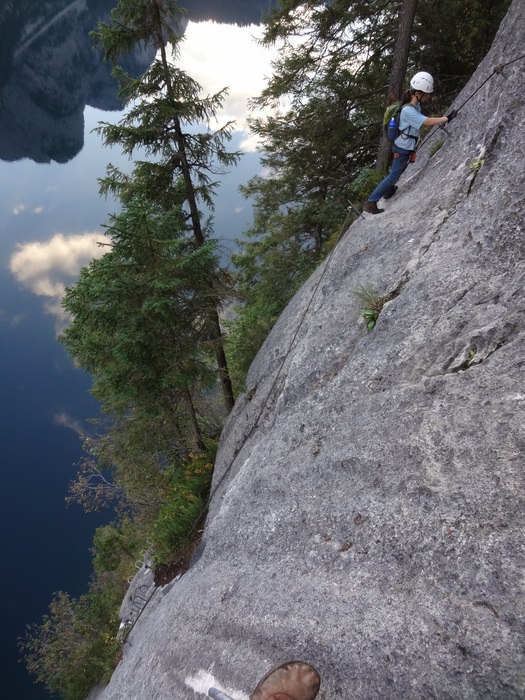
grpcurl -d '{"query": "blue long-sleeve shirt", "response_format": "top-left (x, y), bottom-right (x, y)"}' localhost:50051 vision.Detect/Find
top-left (395, 103), bottom-right (427, 151)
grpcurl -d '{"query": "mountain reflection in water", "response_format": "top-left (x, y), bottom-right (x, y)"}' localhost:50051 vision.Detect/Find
top-left (0, 0), bottom-right (272, 164)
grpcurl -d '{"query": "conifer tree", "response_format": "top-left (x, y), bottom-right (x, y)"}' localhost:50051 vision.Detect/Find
top-left (375, 0), bottom-right (419, 171)
top-left (92, 0), bottom-right (239, 412)
top-left (229, 0), bottom-right (511, 385)
top-left (60, 199), bottom-right (220, 453)
top-left (61, 0), bottom-right (242, 515)
top-left (228, 0), bottom-right (399, 377)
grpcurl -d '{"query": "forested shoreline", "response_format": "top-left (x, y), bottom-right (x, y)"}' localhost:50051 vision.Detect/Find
top-left (19, 1), bottom-right (511, 697)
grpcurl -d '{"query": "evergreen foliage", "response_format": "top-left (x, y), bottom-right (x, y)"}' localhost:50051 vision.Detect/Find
top-left (227, 0), bottom-right (511, 385)
top-left (92, 0), bottom-right (239, 412)
top-left (92, 520), bottom-right (141, 577)
top-left (227, 1), bottom-right (405, 377)
top-left (59, 0), bottom-right (242, 516)
top-left (60, 199), bottom-right (224, 452)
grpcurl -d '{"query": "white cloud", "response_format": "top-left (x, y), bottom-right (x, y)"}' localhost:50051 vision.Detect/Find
top-left (53, 411), bottom-right (85, 437)
top-left (10, 313), bottom-right (25, 327)
top-left (0, 309), bottom-right (26, 327)
top-left (178, 21), bottom-right (278, 151)
top-left (12, 203), bottom-right (45, 215)
top-left (9, 231), bottom-right (110, 330)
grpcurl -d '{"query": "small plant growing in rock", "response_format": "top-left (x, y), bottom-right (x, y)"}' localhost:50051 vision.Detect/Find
top-left (458, 348), bottom-right (477, 371)
top-left (429, 139), bottom-right (445, 158)
top-left (353, 287), bottom-right (390, 331)
top-left (470, 156), bottom-right (484, 172)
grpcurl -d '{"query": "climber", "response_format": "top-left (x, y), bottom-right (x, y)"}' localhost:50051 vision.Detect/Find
top-left (363, 71), bottom-right (458, 214)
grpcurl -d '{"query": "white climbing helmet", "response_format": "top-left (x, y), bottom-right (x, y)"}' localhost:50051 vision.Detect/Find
top-left (410, 71), bottom-right (434, 93)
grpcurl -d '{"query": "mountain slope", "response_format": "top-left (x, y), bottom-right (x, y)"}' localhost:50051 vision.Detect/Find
top-left (98, 1), bottom-right (525, 697)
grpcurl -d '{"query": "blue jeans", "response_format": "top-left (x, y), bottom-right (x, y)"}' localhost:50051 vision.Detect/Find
top-left (368, 145), bottom-right (413, 203)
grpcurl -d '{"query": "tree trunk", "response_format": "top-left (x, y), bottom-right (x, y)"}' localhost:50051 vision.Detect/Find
top-left (209, 309), bottom-right (236, 414)
top-left (158, 33), bottom-right (235, 414)
top-left (376, 0), bottom-right (419, 172)
top-left (184, 387), bottom-right (206, 452)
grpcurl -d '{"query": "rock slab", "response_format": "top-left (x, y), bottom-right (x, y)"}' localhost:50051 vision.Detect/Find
top-left (99, 2), bottom-right (525, 698)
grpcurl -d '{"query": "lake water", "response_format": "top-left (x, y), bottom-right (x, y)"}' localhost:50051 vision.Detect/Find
top-left (1, 1), bottom-right (268, 696)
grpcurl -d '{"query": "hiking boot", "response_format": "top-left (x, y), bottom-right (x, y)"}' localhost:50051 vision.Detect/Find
top-left (363, 200), bottom-right (385, 214)
top-left (383, 185), bottom-right (398, 200)
top-left (251, 661), bottom-right (321, 700)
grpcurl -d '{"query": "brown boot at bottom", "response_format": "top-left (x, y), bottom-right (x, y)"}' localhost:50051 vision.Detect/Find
top-left (363, 200), bottom-right (385, 214)
top-left (250, 661), bottom-right (321, 700)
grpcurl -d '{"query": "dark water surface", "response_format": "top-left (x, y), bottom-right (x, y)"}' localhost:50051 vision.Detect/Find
top-left (1, 1), bottom-right (266, 696)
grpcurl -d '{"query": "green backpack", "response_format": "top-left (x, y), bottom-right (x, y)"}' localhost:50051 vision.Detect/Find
top-left (383, 102), bottom-right (403, 141)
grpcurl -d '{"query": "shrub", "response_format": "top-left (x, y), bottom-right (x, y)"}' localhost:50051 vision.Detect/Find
top-left (353, 286), bottom-right (391, 331)
top-left (152, 449), bottom-right (215, 563)
top-left (224, 299), bottom-right (283, 393)
top-left (351, 166), bottom-right (384, 203)
top-left (19, 585), bottom-right (122, 700)
top-left (470, 156), bottom-right (484, 172)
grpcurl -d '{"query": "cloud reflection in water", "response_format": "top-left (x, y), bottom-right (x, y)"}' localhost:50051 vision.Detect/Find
top-left (9, 231), bottom-right (111, 330)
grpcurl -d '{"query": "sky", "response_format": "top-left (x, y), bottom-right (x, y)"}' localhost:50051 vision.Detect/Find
top-left (179, 20), bottom-right (277, 150)
top-left (2, 18), bottom-right (279, 698)
top-left (6, 20), bottom-right (279, 331)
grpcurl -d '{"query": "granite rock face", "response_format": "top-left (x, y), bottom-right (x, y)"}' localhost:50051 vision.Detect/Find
top-left (98, 2), bottom-right (525, 698)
